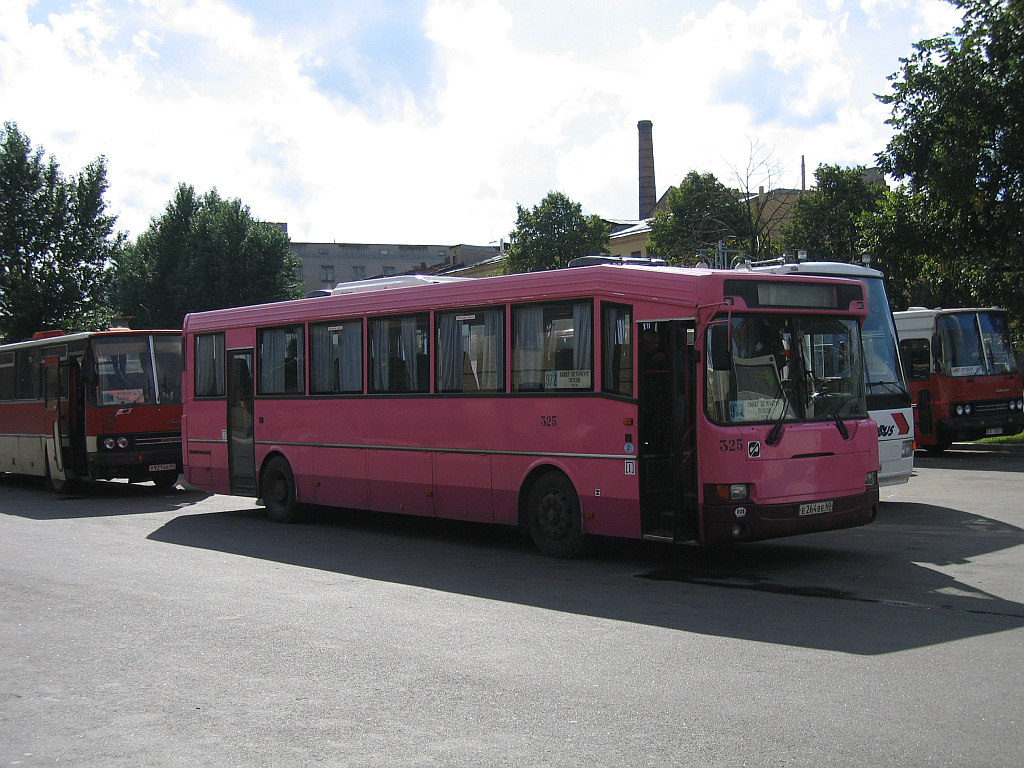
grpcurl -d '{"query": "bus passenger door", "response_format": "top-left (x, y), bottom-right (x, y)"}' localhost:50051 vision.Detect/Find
top-left (637, 320), bottom-right (698, 540)
top-left (43, 359), bottom-right (73, 486)
top-left (227, 350), bottom-right (257, 494)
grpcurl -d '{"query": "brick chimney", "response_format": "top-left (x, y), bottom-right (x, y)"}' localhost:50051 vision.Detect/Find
top-left (638, 120), bottom-right (656, 219)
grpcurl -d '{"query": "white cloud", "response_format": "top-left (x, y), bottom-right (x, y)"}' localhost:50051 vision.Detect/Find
top-left (0, 0), bottom-right (941, 245)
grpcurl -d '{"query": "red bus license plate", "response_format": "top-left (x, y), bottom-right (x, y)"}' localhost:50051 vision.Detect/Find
top-left (799, 500), bottom-right (833, 516)
top-left (149, 463), bottom-right (177, 472)
top-left (986, 428), bottom-right (1004, 436)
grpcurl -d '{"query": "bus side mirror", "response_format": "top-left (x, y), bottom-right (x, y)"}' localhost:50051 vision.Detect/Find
top-left (709, 325), bottom-right (732, 371)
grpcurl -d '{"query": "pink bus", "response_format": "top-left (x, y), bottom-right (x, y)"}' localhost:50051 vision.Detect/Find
top-left (181, 264), bottom-right (879, 557)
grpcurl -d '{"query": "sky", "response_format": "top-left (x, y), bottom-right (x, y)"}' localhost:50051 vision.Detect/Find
top-left (1, 0), bottom-right (964, 246)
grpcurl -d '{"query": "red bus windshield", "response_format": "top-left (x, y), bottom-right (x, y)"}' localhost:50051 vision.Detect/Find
top-left (91, 335), bottom-right (182, 406)
top-left (937, 312), bottom-right (1018, 377)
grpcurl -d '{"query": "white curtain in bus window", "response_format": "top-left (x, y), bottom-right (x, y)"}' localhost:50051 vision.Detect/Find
top-left (513, 302), bottom-right (592, 392)
top-left (436, 309), bottom-right (503, 393)
top-left (194, 333), bottom-right (225, 398)
top-left (369, 315), bottom-right (429, 393)
top-left (310, 322), bottom-right (362, 394)
top-left (258, 326), bottom-right (304, 395)
top-left (601, 306), bottom-right (632, 396)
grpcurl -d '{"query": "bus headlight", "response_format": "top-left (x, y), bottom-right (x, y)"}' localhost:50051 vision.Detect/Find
top-left (716, 483), bottom-right (750, 501)
top-left (866, 471), bottom-right (878, 487)
top-left (103, 437), bottom-right (115, 450)
top-left (901, 440), bottom-right (914, 459)
top-left (964, 404), bottom-right (973, 415)
top-left (117, 436), bottom-right (130, 449)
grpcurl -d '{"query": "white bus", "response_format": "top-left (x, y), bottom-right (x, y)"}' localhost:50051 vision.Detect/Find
top-left (740, 260), bottom-right (914, 486)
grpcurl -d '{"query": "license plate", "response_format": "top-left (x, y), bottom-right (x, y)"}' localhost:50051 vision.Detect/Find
top-left (799, 500), bottom-right (833, 516)
top-left (149, 463), bottom-right (177, 472)
top-left (985, 428), bottom-right (1004, 436)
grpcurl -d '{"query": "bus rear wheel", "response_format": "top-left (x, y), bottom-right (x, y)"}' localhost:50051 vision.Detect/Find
top-left (527, 472), bottom-right (585, 558)
top-left (261, 456), bottom-right (300, 523)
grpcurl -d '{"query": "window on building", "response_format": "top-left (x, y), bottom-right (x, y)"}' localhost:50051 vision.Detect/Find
top-left (381, 266), bottom-right (396, 276)
top-left (258, 325), bottom-right (305, 395)
top-left (352, 266), bottom-right (365, 280)
top-left (436, 308), bottom-right (504, 393)
top-left (512, 301), bottom-right (593, 392)
top-left (310, 321), bottom-right (363, 394)
top-left (369, 314), bottom-right (429, 393)
top-left (320, 265), bottom-right (335, 283)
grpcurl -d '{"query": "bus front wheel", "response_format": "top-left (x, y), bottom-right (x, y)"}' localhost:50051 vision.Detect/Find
top-left (261, 456), bottom-right (300, 523)
top-left (527, 472), bottom-right (585, 558)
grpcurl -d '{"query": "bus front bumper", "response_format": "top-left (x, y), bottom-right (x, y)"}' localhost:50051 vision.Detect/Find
top-left (934, 413), bottom-right (1024, 444)
top-left (700, 488), bottom-right (879, 545)
top-left (87, 445), bottom-right (183, 481)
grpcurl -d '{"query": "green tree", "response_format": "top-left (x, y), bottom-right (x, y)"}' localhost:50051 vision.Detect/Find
top-left (780, 165), bottom-right (886, 263)
top-left (112, 184), bottom-right (303, 327)
top-left (502, 191), bottom-right (609, 273)
top-left (0, 122), bottom-right (121, 341)
top-left (646, 171), bottom-right (746, 265)
top-left (875, 0), bottom-right (1024, 330)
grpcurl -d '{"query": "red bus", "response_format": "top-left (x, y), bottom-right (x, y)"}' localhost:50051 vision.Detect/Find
top-left (894, 307), bottom-right (1023, 452)
top-left (0, 329), bottom-right (183, 491)
top-left (181, 265), bottom-right (879, 557)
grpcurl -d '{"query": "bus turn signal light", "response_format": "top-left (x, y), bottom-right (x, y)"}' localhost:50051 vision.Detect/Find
top-left (716, 483), bottom-right (750, 501)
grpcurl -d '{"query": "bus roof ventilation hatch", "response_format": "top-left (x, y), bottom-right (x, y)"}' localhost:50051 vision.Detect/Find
top-left (329, 275), bottom-right (471, 296)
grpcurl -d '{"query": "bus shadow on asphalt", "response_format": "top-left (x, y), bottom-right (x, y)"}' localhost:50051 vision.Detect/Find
top-left (0, 473), bottom-right (210, 519)
top-left (146, 498), bottom-right (1024, 657)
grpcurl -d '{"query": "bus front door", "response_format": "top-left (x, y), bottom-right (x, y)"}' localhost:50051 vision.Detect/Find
top-left (638, 320), bottom-right (698, 541)
top-left (43, 359), bottom-right (75, 490)
top-left (227, 350), bottom-right (257, 494)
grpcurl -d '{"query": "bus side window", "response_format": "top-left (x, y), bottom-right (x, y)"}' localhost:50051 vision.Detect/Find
top-left (0, 352), bottom-right (14, 400)
top-left (513, 301), bottom-right (593, 392)
top-left (899, 339), bottom-right (931, 381)
top-left (601, 304), bottom-right (633, 397)
top-left (258, 325), bottom-right (305, 396)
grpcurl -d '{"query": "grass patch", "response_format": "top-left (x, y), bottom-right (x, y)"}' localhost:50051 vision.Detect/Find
top-left (977, 432), bottom-right (1024, 445)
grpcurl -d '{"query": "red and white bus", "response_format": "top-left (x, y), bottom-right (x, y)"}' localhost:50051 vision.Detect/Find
top-left (0, 329), bottom-right (183, 491)
top-left (744, 261), bottom-right (914, 486)
top-left (894, 307), bottom-right (1023, 452)
top-left (181, 265), bottom-right (880, 557)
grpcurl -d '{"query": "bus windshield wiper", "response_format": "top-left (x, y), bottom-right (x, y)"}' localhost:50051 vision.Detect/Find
top-left (867, 379), bottom-right (908, 395)
top-left (765, 377), bottom-right (793, 446)
top-left (805, 369), bottom-right (850, 440)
